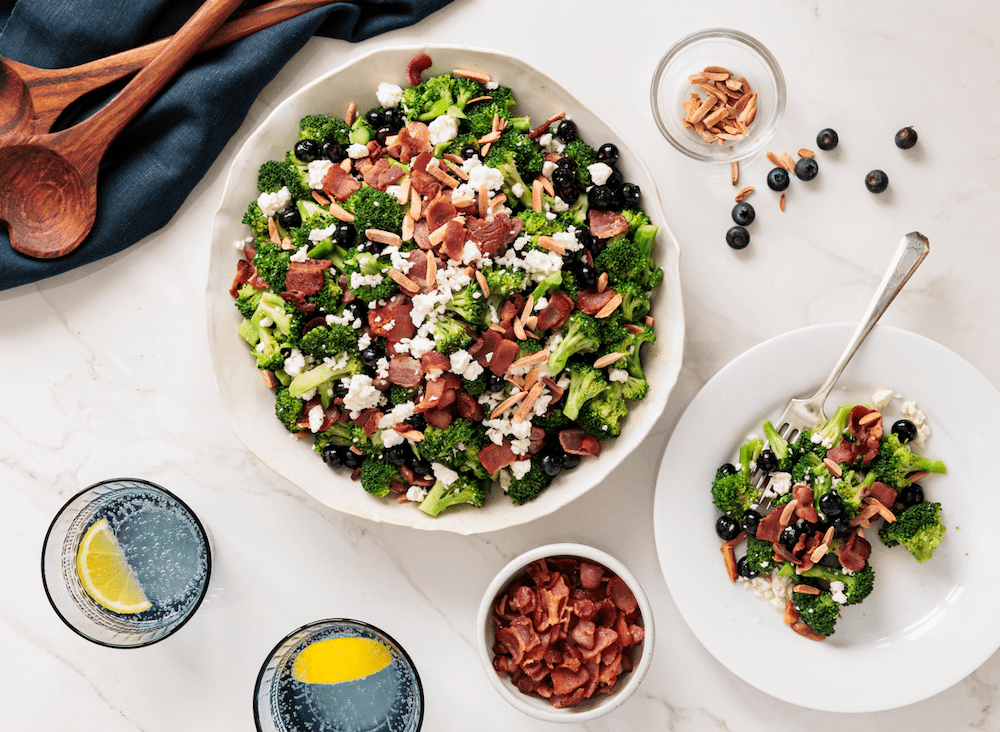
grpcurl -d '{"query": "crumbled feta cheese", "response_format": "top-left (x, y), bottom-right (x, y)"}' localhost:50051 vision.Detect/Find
top-left (587, 162), bottom-right (613, 186)
top-left (257, 187), bottom-right (291, 217)
top-left (347, 143), bottom-right (370, 159)
top-left (283, 349), bottom-right (306, 378)
top-left (297, 387), bottom-right (317, 402)
top-left (538, 132), bottom-right (564, 154)
top-left (542, 160), bottom-right (557, 179)
top-left (357, 332), bottom-right (372, 351)
top-left (510, 460), bottom-right (531, 480)
top-left (740, 572), bottom-right (794, 610)
top-left (350, 271), bottom-right (384, 290)
top-left (467, 164), bottom-right (505, 192)
top-left (377, 82), bottom-right (403, 109)
top-left (309, 223), bottom-right (339, 242)
top-left (290, 246), bottom-right (309, 263)
top-left (307, 160), bottom-right (334, 189)
top-left (381, 429), bottom-right (405, 448)
top-left (549, 196), bottom-right (569, 213)
top-left (872, 388), bottom-right (894, 410)
top-left (901, 400), bottom-right (927, 426)
top-left (379, 402), bottom-right (415, 430)
top-left (609, 368), bottom-right (629, 383)
top-left (485, 80), bottom-right (499, 90)
top-left (407, 335), bottom-right (436, 359)
top-left (462, 239), bottom-right (482, 265)
top-left (406, 485), bottom-right (429, 503)
top-left (258, 316), bottom-right (273, 329)
top-left (498, 469), bottom-right (512, 491)
top-left (765, 471), bottom-right (792, 498)
top-left (449, 349), bottom-right (474, 375)
top-left (428, 114), bottom-right (459, 145)
top-left (829, 580), bottom-right (848, 604)
top-left (511, 182), bottom-right (525, 199)
top-left (343, 374), bottom-right (382, 417)
top-left (521, 248), bottom-right (563, 281)
top-left (915, 422), bottom-right (931, 447)
top-left (432, 463), bottom-right (459, 486)
top-left (463, 360), bottom-right (484, 380)
top-left (308, 404), bottom-right (325, 433)
top-left (552, 230), bottom-right (581, 252)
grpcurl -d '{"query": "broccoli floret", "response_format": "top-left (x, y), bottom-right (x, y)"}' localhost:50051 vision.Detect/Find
top-left (243, 202), bottom-right (271, 240)
top-left (621, 209), bottom-right (651, 235)
top-left (257, 160), bottom-right (293, 193)
top-left (299, 114), bottom-right (350, 145)
top-left (283, 150), bottom-right (315, 200)
top-left (616, 281), bottom-right (651, 323)
top-left (358, 455), bottom-right (402, 497)
top-left (791, 562), bottom-right (875, 606)
top-left (745, 536), bottom-right (780, 574)
top-left (869, 432), bottom-right (947, 489)
top-left (561, 140), bottom-right (598, 187)
top-left (255, 291), bottom-right (300, 339)
top-left (879, 502), bottom-right (946, 562)
top-left (347, 424), bottom-right (384, 456)
top-left (607, 323), bottom-right (655, 381)
top-left (530, 272), bottom-right (564, 304)
top-left (613, 375), bottom-right (648, 401)
top-left (445, 280), bottom-right (486, 324)
top-left (432, 314), bottom-right (474, 355)
top-left (461, 371), bottom-right (490, 397)
top-left (443, 132), bottom-right (479, 158)
top-left (547, 311), bottom-right (601, 375)
top-left (533, 405), bottom-right (572, 433)
top-left (299, 324), bottom-right (358, 359)
top-left (389, 384), bottom-right (420, 407)
top-left (419, 474), bottom-right (491, 516)
top-left (791, 590), bottom-right (841, 637)
top-left (401, 73), bottom-right (482, 122)
top-left (577, 388), bottom-right (628, 438)
top-left (815, 403), bottom-right (858, 450)
top-left (307, 277), bottom-right (345, 315)
top-left (785, 430), bottom-right (827, 472)
top-left (484, 129), bottom-right (544, 180)
top-left (558, 191), bottom-right (590, 228)
top-left (832, 469), bottom-right (877, 518)
top-left (486, 149), bottom-right (534, 209)
top-left (235, 283), bottom-right (264, 318)
top-left (288, 354), bottom-right (365, 398)
top-left (593, 235), bottom-right (660, 290)
top-left (418, 418), bottom-right (488, 477)
top-left (596, 311), bottom-right (629, 348)
top-left (343, 186), bottom-right (407, 236)
top-left (562, 362), bottom-right (608, 421)
top-left (791, 452), bottom-right (825, 484)
top-left (516, 209), bottom-right (566, 239)
top-left (341, 247), bottom-right (399, 303)
top-left (711, 465), bottom-right (758, 520)
top-left (313, 422), bottom-right (353, 454)
top-left (274, 387), bottom-right (304, 433)
top-left (482, 266), bottom-right (526, 300)
top-left (464, 86), bottom-right (529, 137)
top-left (506, 460), bottom-right (554, 505)
top-left (237, 291), bottom-right (302, 371)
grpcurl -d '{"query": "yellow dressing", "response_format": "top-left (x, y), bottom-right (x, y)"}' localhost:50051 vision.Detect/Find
top-left (292, 637), bottom-right (393, 684)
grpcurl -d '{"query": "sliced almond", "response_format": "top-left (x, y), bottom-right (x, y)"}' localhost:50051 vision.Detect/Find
top-left (401, 429), bottom-right (424, 443)
top-left (537, 174), bottom-right (555, 197)
top-left (425, 252), bottom-right (437, 289)
top-left (644, 315), bottom-right (655, 327)
top-left (395, 177), bottom-right (411, 205)
top-left (735, 185), bottom-right (754, 202)
top-left (475, 269), bottom-right (490, 298)
top-left (267, 217), bottom-right (280, 245)
top-left (688, 73), bottom-right (709, 84)
top-left (453, 68), bottom-right (490, 83)
top-left (766, 151), bottom-right (785, 169)
top-left (428, 221), bottom-right (449, 247)
top-left (521, 295), bottom-right (534, 324)
top-left (798, 148), bottom-right (815, 158)
top-left (593, 352), bottom-right (627, 369)
top-left (537, 235), bottom-right (565, 255)
top-left (791, 621), bottom-right (827, 642)
top-left (859, 411), bottom-right (882, 426)
top-left (280, 237), bottom-right (293, 251)
top-left (731, 160), bottom-right (739, 186)
top-left (703, 105), bottom-right (730, 128)
top-left (780, 152), bottom-right (796, 171)
top-left (477, 130), bottom-right (502, 145)
top-left (491, 112), bottom-right (500, 134)
top-left (312, 190), bottom-right (330, 206)
top-left (823, 457), bottom-right (843, 477)
top-left (703, 65), bottom-right (732, 76)
top-left (478, 184), bottom-right (489, 219)
top-left (491, 390), bottom-right (527, 419)
top-left (868, 498), bottom-right (896, 523)
top-left (450, 193), bottom-right (475, 208)
top-left (723, 544), bottom-right (738, 583)
top-left (366, 229), bottom-right (402, 248)
top-left (908, 470), bottom-right (929, 482)
top-left (699, 82), bottom-right (729, 103)
top-left (725, 78), bottom-right (743, 91)
top-left (514, 381), bottom-right (545, 423)
top-left (595, 293), bottom-right (623, 319)
top-left (809, 543), bottom-right (829, 563)
top-left (531, 179), bottom-right (544, 212)
top-left (401, 213), bottom-right (415, 242)
top-left (625, 323), bottom-right (645, 334)
top-left (261, 370), bottom-right (279, 388)
top-left (388, 268), bottom-right (420, 294)
top-left (488, 193), bottom-right (507, 211)
top-left (597, 271), bottom-right (609, 293)
top-left (779, 193), bottom-right (786, 212)
top-left (513, 318), bottom-right (526, 341)
top-left (345, 101), bottom-right (356, 126)
top-left (409, 189), bottom-right (422, 221)
top-left (443, 159), bottom-right (469, 181)
top-left (779, 499), bottom-right (799, 527)
top-left (793, 584), bottom-right (821, 596)
top-left (687, 95), bottom-right (717, 124)
top-left (510, 348), bottom-right (549, 371)
top-left (783, 601), bottom-right (799, 626)
top-left (743, 104), bottom-right (758, 125)
top-left (467, 95), bottom-right (492, 105)
top-left (427, 164), bottom-right (459, 188)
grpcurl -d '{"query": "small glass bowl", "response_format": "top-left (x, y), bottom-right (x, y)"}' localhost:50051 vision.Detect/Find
top-left (477, 543), bottom-right (654, 723)
top-left (650, 28), bottom-right (785, 163)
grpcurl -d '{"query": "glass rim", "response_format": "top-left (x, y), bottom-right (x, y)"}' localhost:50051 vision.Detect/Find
top-left (252, 617), bottom-right (425, 732)
top-left (40, 476), bottom-right (213, 649)
top-left (649, 27), bottom-right (786, 163)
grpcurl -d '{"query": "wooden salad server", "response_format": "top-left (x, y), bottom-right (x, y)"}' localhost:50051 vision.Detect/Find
top-left (0, 0), bottom-right (351, 138)
top-left (0, 0), bottom-right (249, 259)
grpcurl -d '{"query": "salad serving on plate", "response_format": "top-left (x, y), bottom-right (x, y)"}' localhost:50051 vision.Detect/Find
top-left (227, 53), bottom-right (663, 517)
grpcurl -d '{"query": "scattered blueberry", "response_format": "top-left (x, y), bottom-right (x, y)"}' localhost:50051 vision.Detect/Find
top-left (899, 484), bottom-right (925, 509)
top-left (597, 143), bottom-right (619, 165)
top-left (737, 555), bottom-right (759, 579)
top-left (407, 413), bottom-right (426, 432)
top-left (360, 345), bottom-right (382, 368)
top-left (487, 372), bottom-right (506, 392)
top-left (365, 108), bottom-right (386, 129)
top-left (621, 183), bottom-right (642, 208)
top-left (894, 126), bottom-right (918, 149)
top-left (892, 419), bottom-right (918, 443)
top-left (556, 156), bottom-right (577, 172)
top-left (587, 185), bottom-right (613, 209)
top-left (343, 300), bottom-right (367, 323)
top-left (293, 139), bottom-right (321, 162)
top-left (865, 169), bottom-right (889, 193)
top-left (831, 515), bottom-right (852, 537)
top-left (278, 207), bottom-right (301, 230)
top-left (757, 449), bottom-right (778, 472)
top-left (322, 446), bottom-right (343, 469)
top-left (540, 452), bottom-right (564, 477)
top-left (718, 462), bottom-right (737, 475)
top-left (386, 444), bottom-right (411, 466)
top-left (780, 524), bottom-right (802, 548)
top-left (818, 491), bottom-right (845, 517)
top-left (461, 144), bottom-right (478, 160)
top-left (794, 156), bottom-right (819, 181)
top-left (576, 263), bottom-right (598, 289)
top-left (383, 108), bottom-right (405, 131)
top-left (321, 140), bottom-right (345, 163)
top-left (816, 128), bottom-right (839, 151)
top-left (561, 453), bottom-right (581, 470)
top-left (731, 201), bottom-right (755, 226)
top-left (766, 167), bottom-right (790, 191)
top-left (605, 168), bottom-right (625, 190)
top-left (716, 515), bottom-right (742, 541)
top-left (742, 509), bottom-right (762, 537)
top-left (556, 119), bottom-right (578, 142)
top-left (342, 450), bottom-right (364, 470)
top-left (726, 225), bottom-right (750, 250)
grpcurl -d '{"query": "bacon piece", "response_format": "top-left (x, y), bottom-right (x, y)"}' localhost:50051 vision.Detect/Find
top-left (412, 219), bottom-right (433, 250)
top-left (570, 619), bottom-right (596, 649)
top-left (284, 258), bottom-right (332, 296)
top-left (576, 287), bottom-right (617, 316)
top-left (387, 356), bottom-right (423, 387)
top-left (607, 575), bottom-right (638, 615)
top-left (528, 425), bottom-right (546, 455)
top-left (550, 667), bottom-right (590, 696)
top-left (362, 157), bottom-right (406, 191)
top-left (825, 445), bottom-right (854, 464)
top-left (465, 213), bottom-right (524, 257)
top-left (424, 406), bottom-right (454, 429)
top-left (489, 339), bottom-right (521, 377)
top-left (535, 292), bottom-right (575, 331)
top-left (580, 626), bottom-right (618, 660)
top-left (321, 164), bottom-right (362, 202)
top-left (230, 259), bottom-right (256, 297)
top-left (792, 483), bottom-right (819, 523)
top-left (280, 290), bottom-right (315, 315)
top-left (579, 562), bottom-right (604, 590)
top-left (588, 209), bottom-right (629, 239)
top-left (838, 527), bottom-right (872, 572)
top-left (868, 480), bottom-right (898, 510)
top-left (443, 219), bottom-right (466, 261)
top-left (355, 408), bottom-right (382, 437)
top-left (478, 439), bottom-right (517, 475)
top-left (425, 195), bottom-right (458, 233)
top-left (559, 429), bottom-right (601, 457)
top-left (406, 52), bottom-right (432, 85)
top-left (756, 506), bottom-right (785, 543)
top-left (456, 391), bottom-right (484, 422)
top-left (367, 296), bottom-right (416, 342)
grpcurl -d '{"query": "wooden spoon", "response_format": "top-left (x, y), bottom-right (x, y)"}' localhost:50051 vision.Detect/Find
top-left (0, 0), bottom-right (247, 259)
top-left (0, 0), bottom-right (350, 137)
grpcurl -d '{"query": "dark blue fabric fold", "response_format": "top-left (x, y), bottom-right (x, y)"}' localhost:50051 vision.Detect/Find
top-left (0, 0), bottom-right (451, 291)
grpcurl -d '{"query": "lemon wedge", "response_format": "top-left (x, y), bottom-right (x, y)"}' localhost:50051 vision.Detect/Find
top-left (76, 518), bottom-right (152, 615)
top-left (292, 637), bottom-right (393, 684)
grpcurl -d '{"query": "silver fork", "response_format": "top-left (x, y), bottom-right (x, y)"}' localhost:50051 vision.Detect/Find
top-left (752, 232), bottom-right (930, 493)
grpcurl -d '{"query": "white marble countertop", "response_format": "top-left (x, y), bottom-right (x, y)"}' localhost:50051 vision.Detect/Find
top-left (4, 1), bottom-right (999, 729)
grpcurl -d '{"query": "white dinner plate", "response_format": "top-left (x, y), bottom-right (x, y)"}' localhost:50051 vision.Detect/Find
top-left (206, 45), bottom-right (684, 534)
top-left (654, 323), bottom-right (1000, 711)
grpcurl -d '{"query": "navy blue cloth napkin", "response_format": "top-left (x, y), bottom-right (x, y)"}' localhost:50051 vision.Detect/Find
top-left (0, 0), bottom-right (452, 291)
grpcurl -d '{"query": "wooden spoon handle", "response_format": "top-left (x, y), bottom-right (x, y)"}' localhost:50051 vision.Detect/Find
top-left (64, 0), bottom-right (245, 165)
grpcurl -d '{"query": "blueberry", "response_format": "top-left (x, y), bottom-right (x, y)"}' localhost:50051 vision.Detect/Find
top-left (365, 108), bottom-right (386, 129)
top-left (766, 167), bottom-right (790, 191)
top-left (561, 453), bottom-right (581, 470)
top-left (831, 515), bottom-right (852, 538)
top-left (576, 263), bottom-right (597, 289)
top-left (540, 452), bottom-right (564, 477)
top-left (294, 139), bottom-right (321, 162)
top-left (322, 446), bottom-right (343, 469)
top-left (726, 226), bottom-right (750, 250)
top-left (331, 223), bottom-right (354, 247)
top-left (386, 444), bottom-right (411, 466)
top-left (356, 239), bottom-right (379, 254)
top-left (795, 156), bottom-right (819, 181)
top-left (461, 144), bottom-right (478, 160)
top-left (376, 125), bottom-right (393, 145)
top-left (742, 510), bottom-right (762, 537)
top-left (411, 459), bottom-right (432, 477)
top-left (899, 484), bottom-right (924, 509)
top-left (278, 207), bottom-right (302, 229)
top-left (487, 372), bottom-right (506, 392)
top-left (407, 413), bottom-right (426, 432)
top-left (816, 128), bottom-right (839, 151)
top-left (895, 126), bottom-right (918, 149)
top-left (383, 108), bottom-right (405, 131)
top-left (552, 166), bottom-right (575, 187)
top-left (731, 202), bottom-right (755, 226)
top-left (716, 515), bottom-right (742, 541)
top-left (737, 555), bottom-right (759, 579)
top-left (892, 419), bottom-right (917, 443)
top-left (621, 183), bottom-right (641, 208)
top-left (333, 381), bottom-right (349, 399)
top-left (587, 185), bottom-right (613, 210)
top-left (605, 168), bottom-right (624, 190)
top-left (556, 119), bottom-right (578, 142)
top-left (343, 450), bottom-right (363, 470)
top-left (555, 183), bottom-right (579, 204)
top-left (360, 345), bottom-right (382, 368)
top-left (718, 462), bottom-right (737, 475)
top-left (757, 449), bottom-right (778, 472)
top-left (780, 524), bottom-right (801, 548)
top-left (575, 228), bottom-right (596, 252)
top-left (343, 300), bottom-right (367, 323)
top-left (818, 491), bottom-right (845, 517)
top-left (865, 169), bottom-right (889, 193)
top-left (556, 156), bottom-right (577, 171)
top-left (322, 140), bottom-right (345, 163)
top-left (597, 143), bottom-right (619, 165)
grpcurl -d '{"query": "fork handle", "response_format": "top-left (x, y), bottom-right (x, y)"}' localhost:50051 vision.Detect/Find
top-left (808, 232), bottom-right (929, 404)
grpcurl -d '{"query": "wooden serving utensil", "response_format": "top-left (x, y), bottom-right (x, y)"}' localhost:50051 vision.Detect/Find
top-left (0, 0), bottom-right (247, 259)
top-left (0, 0), bottom-right (350, 137)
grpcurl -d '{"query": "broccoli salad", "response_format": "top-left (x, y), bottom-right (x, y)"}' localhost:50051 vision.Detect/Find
top-left (711, 392), bottom-right (947, 640)
top-left (230, 53), bottom-right (661, 517)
